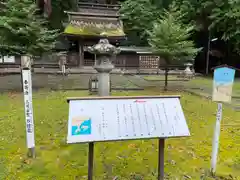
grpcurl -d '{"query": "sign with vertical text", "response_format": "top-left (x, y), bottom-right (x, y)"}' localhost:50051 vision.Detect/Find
top-left (67, 96), bottom-right (190, 144)
top-left (22, 69), bottom-right (35, 148)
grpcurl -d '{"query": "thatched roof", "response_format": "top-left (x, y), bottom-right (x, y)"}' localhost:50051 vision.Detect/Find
top-left (63, 3), bottom-right (125, 38)
top-left (119, 46), bottom-right (154, 54)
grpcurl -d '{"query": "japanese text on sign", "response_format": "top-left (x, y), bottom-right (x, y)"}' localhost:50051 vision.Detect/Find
top-left (67, 96), bottom-right (190, 144)
top-left (22, 69), bottom-right (35, 148)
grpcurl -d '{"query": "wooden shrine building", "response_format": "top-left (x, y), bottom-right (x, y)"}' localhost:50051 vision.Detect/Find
top-left (63, 0), bottom-right (125, 67)
top-left (0, 0), bottom-right (163, 71)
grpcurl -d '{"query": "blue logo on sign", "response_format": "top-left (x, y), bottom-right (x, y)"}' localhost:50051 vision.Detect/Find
top-left (214, 67), bottom-right (235, 85)
top-left (72, 118), bottom-right (91, 136)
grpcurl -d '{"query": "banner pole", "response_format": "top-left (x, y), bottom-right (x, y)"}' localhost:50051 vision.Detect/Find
top-left (21, 56), bottom-right (35, 158)
top-left (211, 103), bottom-right (223, 174)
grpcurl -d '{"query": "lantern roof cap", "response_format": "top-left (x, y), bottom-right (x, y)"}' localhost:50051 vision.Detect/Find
top-left (211, 64), bottom-right (240, 71)
top-left (87, 38), bottom-right (120, 55)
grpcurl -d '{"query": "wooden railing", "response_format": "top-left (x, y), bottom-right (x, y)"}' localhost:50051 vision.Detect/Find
top-left (78, 2), bottom-right (121, 9)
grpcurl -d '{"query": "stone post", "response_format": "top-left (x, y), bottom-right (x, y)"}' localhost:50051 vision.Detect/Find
top-left (87, 39), bottom-right (120, 96)
top-left (21, 55), bottom-right (32, 70)
top-left (58, 51), bottom-right (67, 75)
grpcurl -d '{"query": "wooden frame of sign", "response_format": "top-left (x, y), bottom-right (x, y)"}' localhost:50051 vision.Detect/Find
top-left (67, 96), bottom-right (190, 180)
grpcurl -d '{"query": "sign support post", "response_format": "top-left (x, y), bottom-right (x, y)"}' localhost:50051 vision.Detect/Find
top-left (158, 139), bottom-right (165, 180)
top-left (21, 56), bottom-right (35, 158)
top-left (88, 142), bottom-right (94, 180)
top-left (210, 65), bottom-right (239, 174)
top-left (211, 103), bottom-right (222, 174)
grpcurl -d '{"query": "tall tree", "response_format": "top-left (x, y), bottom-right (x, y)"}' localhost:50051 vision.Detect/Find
top-left (49, 0), bottom-right (76, 29)
top-left (148, 9), bottom-right (201, 88)
top-left (0, 0), bottom-right (59, 56)
top-left (173, 0), bottom-right (240, 52)
top-left (210, 0), bottom-right (240, 54)
top-left (148, 10), bottom-right (200, 63)
top-left (120, 0), bottom-right (161, 46)
top-left (37, 0), bottom-right (76, 29)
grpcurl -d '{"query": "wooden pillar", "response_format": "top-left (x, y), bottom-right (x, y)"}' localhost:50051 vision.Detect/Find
top-left (158, 139), bottom-right (165, 180)
top-left (78, 40), bottom-right (84, 67)
top-left (88, 142), bottom-right (94, 180)
top-left (123, 55), bottom-right (126, 70)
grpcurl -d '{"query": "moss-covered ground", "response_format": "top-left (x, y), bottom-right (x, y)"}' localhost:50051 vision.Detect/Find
top-left (0, 89), bottom-right (240, 179)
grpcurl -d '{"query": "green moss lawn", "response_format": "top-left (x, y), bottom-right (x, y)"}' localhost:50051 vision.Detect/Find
top-left (0, 89), bottom-right (240, 179)
top-left (64, 25), bottom-right (125, 37)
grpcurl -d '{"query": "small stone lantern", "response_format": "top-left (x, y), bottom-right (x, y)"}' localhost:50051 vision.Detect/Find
top-left (87, 39), bottom-right (120, 96)
top-left (88, 76), bottom-right (98, 94)
top-left (58, 51), bottom-right (67, 75)
top-left (184, 63), bottom-right (194, 79)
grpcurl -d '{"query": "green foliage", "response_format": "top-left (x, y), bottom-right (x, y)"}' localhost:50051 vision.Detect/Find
top-left (120, 0), bottom-right (161, 46)
top-left (210, 0), bottom-right (240, 53)
top-left (49, 0), bottom-right (76, 29)
top-left (173, 0), bottom-right (240, 53)
top-left (1, 89), bottom-right (240, 179)
top-left (0, 0), bottom-right (59, 56)
top-left (119, 0), bottom-right (240, 54)
top-left (64, 24), bottom-right (125, 37)
top-left (173, 0), bottom-right (213, 31)
top-left (148, 10), bottom-right (201, 64)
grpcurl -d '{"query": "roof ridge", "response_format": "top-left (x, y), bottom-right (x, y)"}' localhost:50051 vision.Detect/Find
top-left (65, 11), bottom-right (120, 18)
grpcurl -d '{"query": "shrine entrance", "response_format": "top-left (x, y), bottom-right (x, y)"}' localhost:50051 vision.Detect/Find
top-left (84, 51), bottom-right (95, 66)
top-left (63, 1), bottom-right (125, 68)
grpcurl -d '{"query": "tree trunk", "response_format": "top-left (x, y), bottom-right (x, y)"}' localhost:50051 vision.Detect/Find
top-left (164, 65), bottom-right (168, 91)
top-left (206, 30), bottom-right (211, 75)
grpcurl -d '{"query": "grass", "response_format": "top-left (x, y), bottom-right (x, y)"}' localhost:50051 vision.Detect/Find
top-left (1, 89), bottom-right (240, 179)
top-left (64, 25), bottom-right (125, 37)
top-left (189, 77), bottom-right (240, 93)
top-left (144, 75), bottom-right (189, 81)
top-left (144, 75), bottom-right (240, 97)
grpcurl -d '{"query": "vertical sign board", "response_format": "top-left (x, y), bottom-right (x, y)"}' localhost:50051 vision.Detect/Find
top-left (212, 67), bottom-right (235, 103)
top-left (22, 69), bottom-right (35, 149)
top-left (67, 96), bottom-right (190, 180)
top-left (211, 66), bottom-right (236, 174)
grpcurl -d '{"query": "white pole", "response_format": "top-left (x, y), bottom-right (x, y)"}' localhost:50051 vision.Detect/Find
top-left (211, 103), bottom-right (223, 174)
top-left (21, 56), bottom-right (35, 158)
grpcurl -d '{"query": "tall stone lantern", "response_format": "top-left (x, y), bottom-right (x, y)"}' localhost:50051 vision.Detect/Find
top-left (87, 39), bottom-right (120, 96)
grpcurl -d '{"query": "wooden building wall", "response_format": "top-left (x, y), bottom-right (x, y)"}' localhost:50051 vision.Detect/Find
top-left (0, 51), bottom-right (164, 70)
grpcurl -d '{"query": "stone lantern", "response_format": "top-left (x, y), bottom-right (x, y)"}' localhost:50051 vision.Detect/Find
top-left (184, 63), bottom-right (194, 79)
top-left (87, 38), bottom-right (120, 96)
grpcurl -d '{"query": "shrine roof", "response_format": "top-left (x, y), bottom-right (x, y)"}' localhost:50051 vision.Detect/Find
top-left (119, 46), bottom-right (154, 54)
top-left (64, 11), bottom-right (125, 37)
top-left (63, 2), bottom-right (124, 38)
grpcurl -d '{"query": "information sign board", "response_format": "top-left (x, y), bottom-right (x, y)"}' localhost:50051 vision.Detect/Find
top-left (212, 67), bottom-right (235, 103)
top-left (67, 96), bottom-right (190, 144)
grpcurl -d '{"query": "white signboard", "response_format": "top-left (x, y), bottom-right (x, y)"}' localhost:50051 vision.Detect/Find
top-left (67, 96), bottom-right (190, 144)
top-left (212, 67), bottom-right (235, 103)
top-left (4, 56), bottom-right (15, 63)
top-left (22, 69), bottom-right (35, 148)
top-left (0, 56), bottom-right (15, 63)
